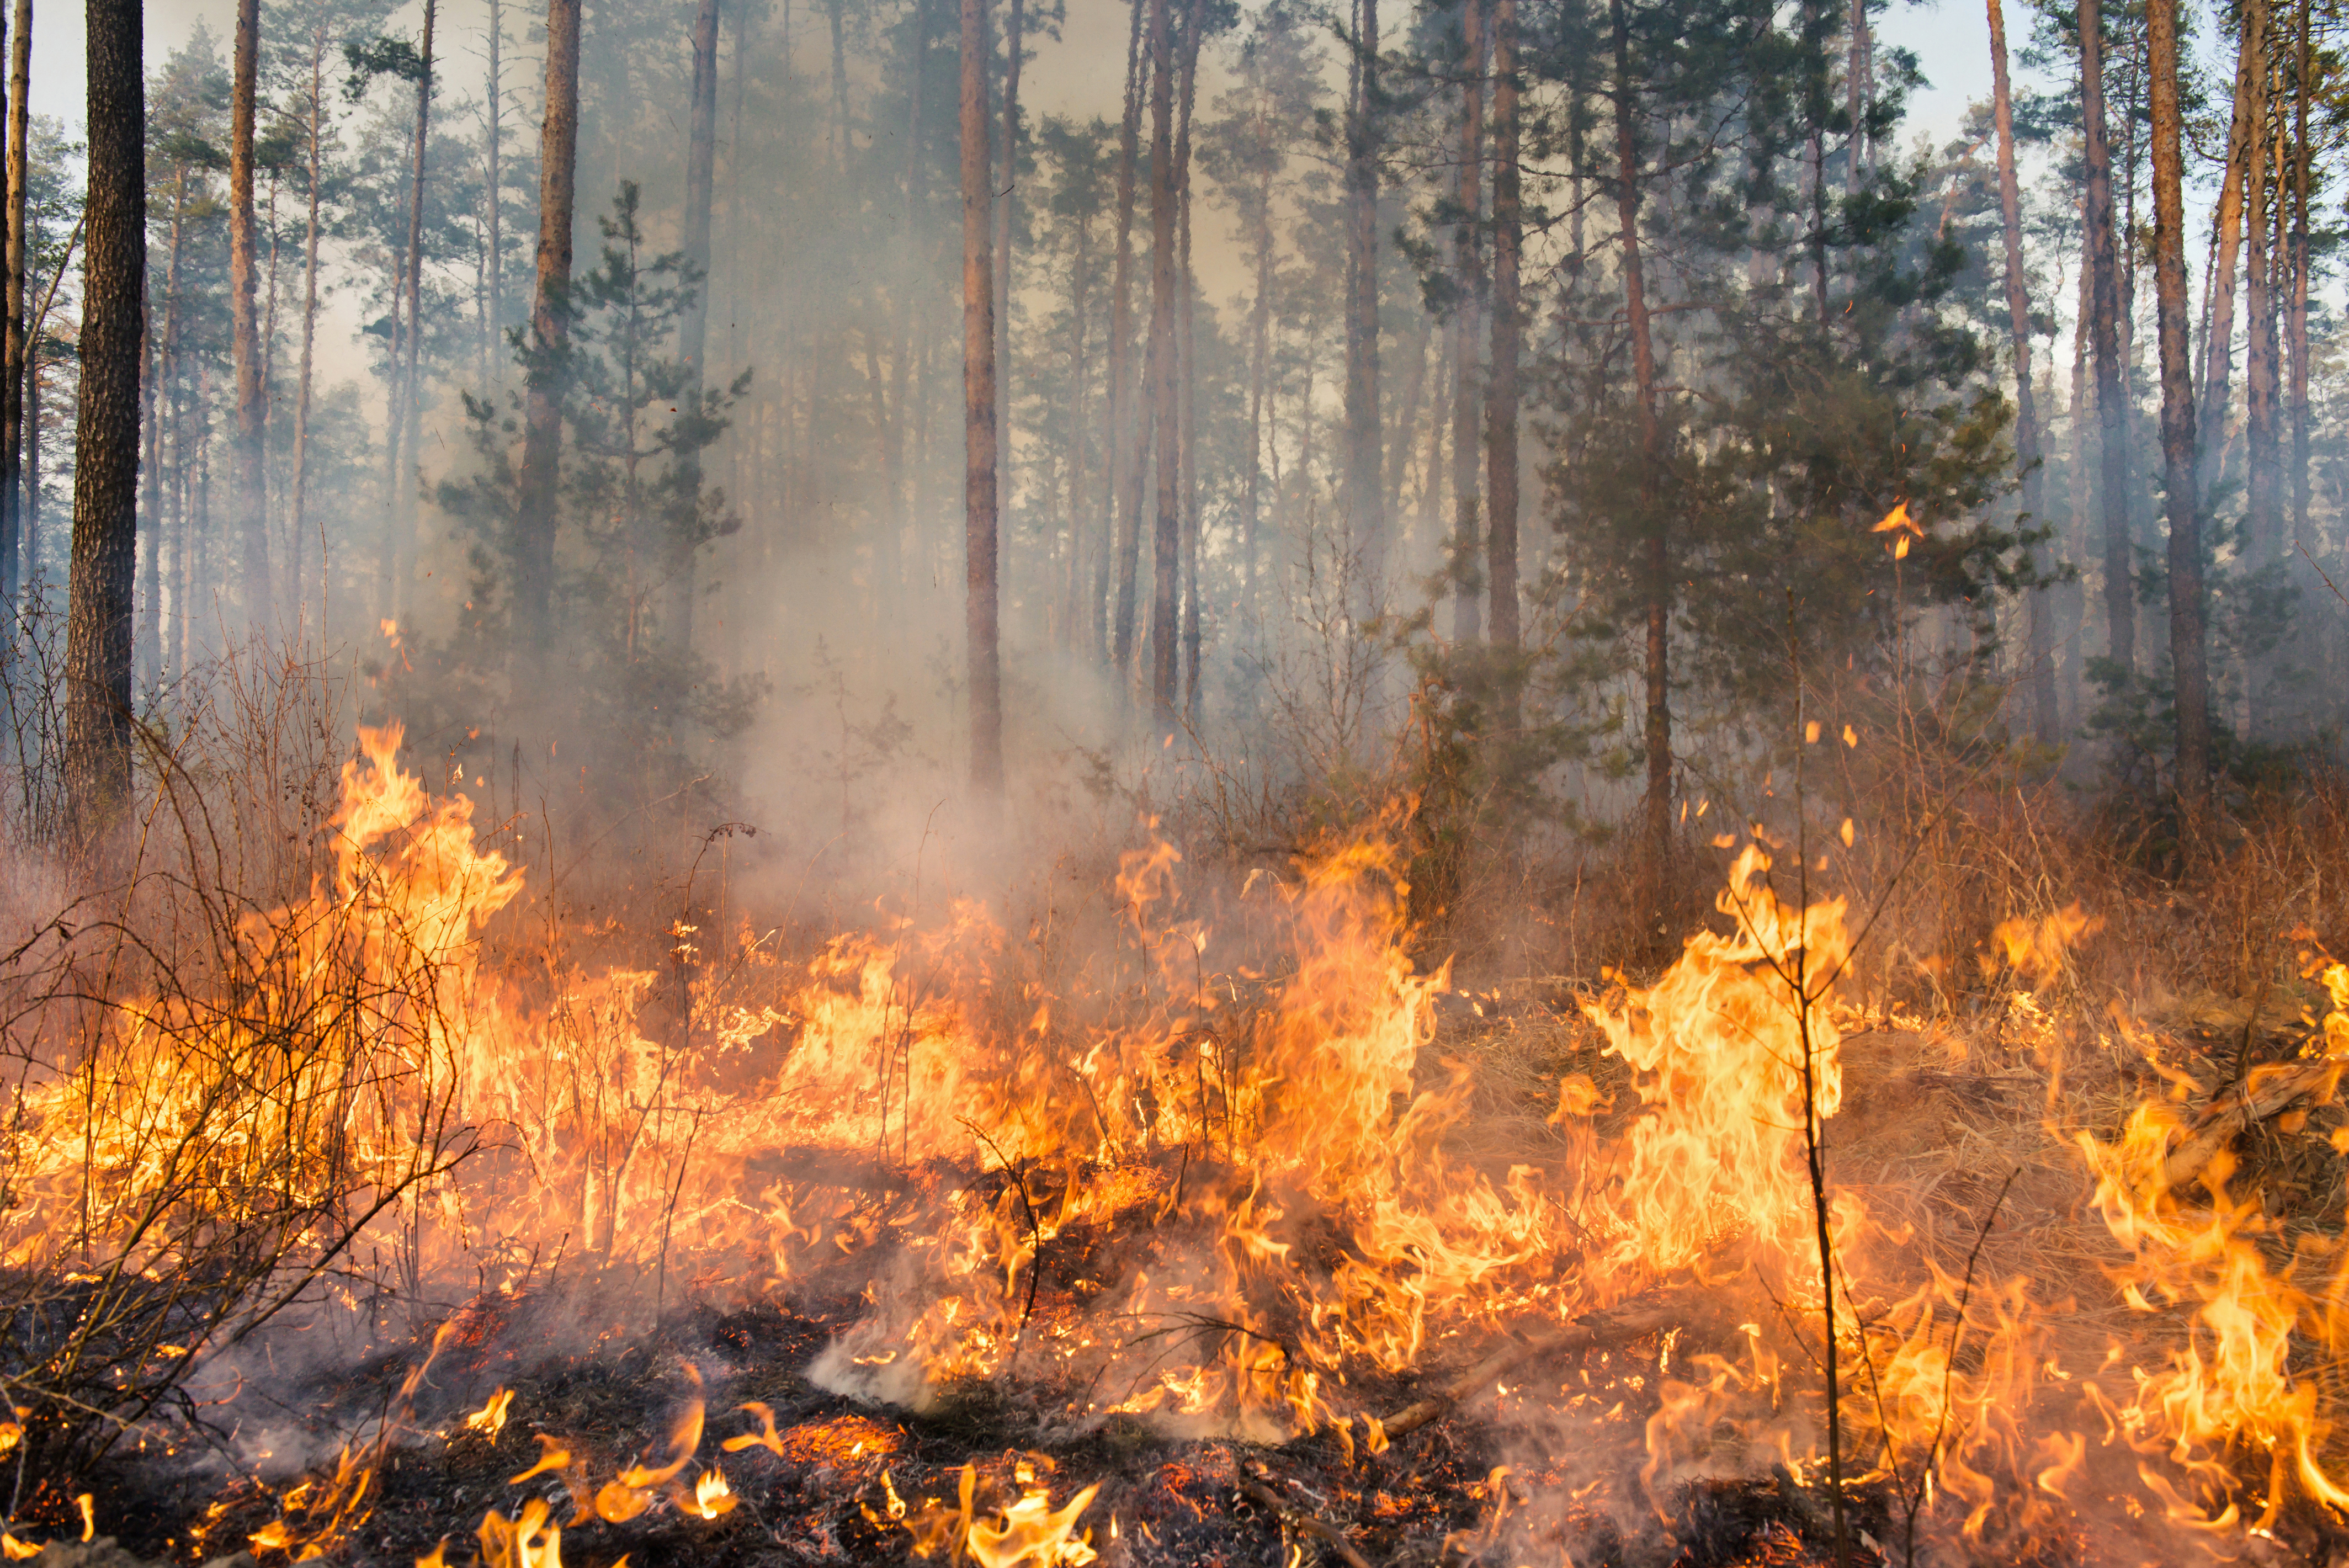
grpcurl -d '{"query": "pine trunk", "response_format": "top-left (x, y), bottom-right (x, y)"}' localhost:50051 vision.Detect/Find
top-left (140, 168), bottom-right (185, 682)
top-left (1487, 0), bottom-right (1521, 660)
top-left (2244, 22), bottom-right (2277, 586)
top-left (230, 0), bottom-right (272, 632)
top-left (1342, 0), bottom-right (1383, 615)
top-left (994, 0), bottom-right (1022, 592)
top-left (2079, 0), bottom-right (2134, 676)
top-left (514, 0), bottom-right (582, 675)
top-left (485, 0), bottom-right (501, 373)
top-left (885, 0), bottom-right (930, 598)
top-left (1058, 216), bottom-right (1092, 653)
top-left (2287, 0), bottom-right (2310, 546)
top-left (292, 24), bottom-right (326, 629)
top-left (960, 0), bottom-right (1002, 789)
top-left (2148, 0), bottom-right (2209, 816)
top-left (1987, 0), bottom-right (2055, 741)
top-left (1145, 0), bottom-right (1179, 726)
top-left (1175, 0), bottom-right (1202, 718)
top-left (1451, 0), bottom-right (1485, 644)
top-left (66, 0), bottom-right (145, 834)
top-left (1847, 0), bottom-right (1869, 183)
top-left (671, 0), bottom-right (722, 658)
top-left (1241, 122), bottom-right (1273, 639)
top-left (1107, 0), bottom-right (1147, 669)
top-left (391, 0), bottom-right (436, 624)
top-left (2199, 0), bottom-right (2259, 497)
top-left (1613, 0), bottom-right (1668, 926)
top-left (0, 0), bottom-right (20, 612)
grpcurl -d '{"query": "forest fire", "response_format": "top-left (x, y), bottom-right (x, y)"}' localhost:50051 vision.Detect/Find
top-left (3, 729), bottom-right (2348, 1567)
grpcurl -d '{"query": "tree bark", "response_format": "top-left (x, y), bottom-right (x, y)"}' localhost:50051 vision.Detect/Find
top-left (2198, 0), bottom-right (2258, 499)
top-left (2244, 19), bottom-right (2278, 602)
top-left (66, 0), bottom-right (145, 835)
top-left (1987, 0), bottom-right (2055, 741)
top-left (885, 0), bottom-right (930, 601)
top-left (1342, 0), bottom-right (1383, 615)
top-left (1452, 0), bottom-right (1485, 644)
top-left (485, 0), bottom-right (503, 375)
top-left (1847, 0), bottom-right (1870, 184)
top-left (292, 20), bottom-right (327, 631)
top-left (994, 0), bottom-right (1022, 587)
top-left (1612, 0), bottom-right (1667, 923)
top-left (230, 0), bottom-right (272, 634)
top-left (2079, 0), bottom-right (2134, 676)
top-left (961, 0), bottom-right (1003, 789)
top-left (1487, 0), bottom-right (1520, 662)
top-left (1175, 0), bottom-right (1202, 719)
top-left (1145, 0), bottom-right (1179, 727)
top-left (2148, 0), bottom-right (2208, 819)
top-left (391, 0), bottom-right (436, 624)
top-left (1241, 85), bottom-right (1273, 643)
top-left (670, 0), bottom-right (722, 658)
top-left (0, 0), bottom-right (20, 613)
top-left (1108, 0), bottom-right (1146, 669)
top-left (514, 0), bottom-right (582, 678)
top-left (140, 168), bottom-right (187, 684)
top-left (1058, 214), bottom-right (1093, 653)
top-left (2287, 0), bottom-right (2309, 549)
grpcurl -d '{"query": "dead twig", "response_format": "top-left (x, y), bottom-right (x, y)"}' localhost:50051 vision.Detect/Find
top-left (1235, 1480), bottom-right (1372, 1568)
top-left (2161, 1055), bottom-right (2345, 1191)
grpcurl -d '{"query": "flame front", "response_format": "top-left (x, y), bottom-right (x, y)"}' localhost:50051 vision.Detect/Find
top-left (22, 726), bottom-right (2349, 1559)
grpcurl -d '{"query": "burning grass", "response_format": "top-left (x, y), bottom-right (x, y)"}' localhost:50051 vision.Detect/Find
top-left (8, 720), bottom-right (2349, 1565)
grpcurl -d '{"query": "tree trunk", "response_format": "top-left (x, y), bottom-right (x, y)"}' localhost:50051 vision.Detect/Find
top-left (994, 0), bottom-right (1022, 598)
top-left (230, 0), bottom-right (272, 634)
top-left (293, 22), bottom-right (326, 631)
top-left (2148, 0), bottom-right (2208, 819)
top-left (670, 0), bottom-right (721, 659)
top-left (2198, 0), bottom-right (2258, 500)
top-left (1175, 0), bottom-right (1202, 719)
top-left (961, 0), bottom-right (1002, 790)
top-left (1612, 0), bottom-right (1670, 929)
top-left (18, 311), bottom-right (33, 591)
top-left (1451, 0), bottom-right (1485, 644)
top-left (1342, 0), bottom-right (1383, 615)
top-left (2288, 0), bottom-right (2309, 548)
top-left (514, 0), bottom-right (582, 678)
top-left (1145, 0), bottom-right (1179, 727)
top-left (66, 0), bottom-right (145, 835)
top-left (885, 0), bottom-right (931, 603)
top-left (1058, 214), bottom-right (1092, 653)
top-left (1987, 0), bottom-right (2056, 741)
top-left (1487, 0), bottom-right (1520, 661)
top-left (391, 0), bottom-right (436, 624)
top-left (0, 0), bottom-right (20, 613)
top-left (1241, 104), bottom-right (1273, 643)
top-left (486, 0), bottom-right (503, 375)
top-left (2244, 20), bottom-right (2277, 601)
top-left (828, 0), bottom-right (850, 171)
top-left (2079, 0), bottom-right (2134, 676)
top-left (1107, 0), bottom-right (1147, 671)
top-left (1847, 0), bottom-right (1870, 183)
top-left (139, 168), bottom-right (185, 683)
